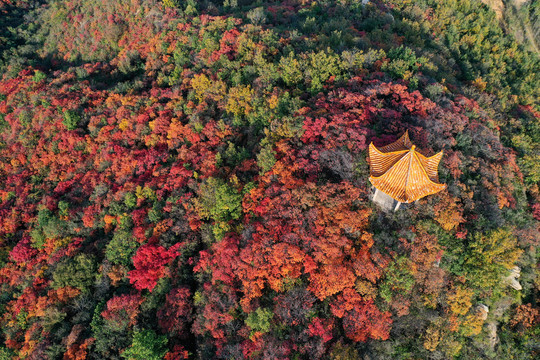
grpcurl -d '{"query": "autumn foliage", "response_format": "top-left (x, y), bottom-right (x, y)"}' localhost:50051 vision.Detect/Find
top-left (0, 0), bottom-right (538, 359)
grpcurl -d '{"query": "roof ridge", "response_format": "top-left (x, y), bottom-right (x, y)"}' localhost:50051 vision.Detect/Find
top-left (403, 146), bottom-right (416, 200)
top-left (368, 134), bottom-right (445, 203)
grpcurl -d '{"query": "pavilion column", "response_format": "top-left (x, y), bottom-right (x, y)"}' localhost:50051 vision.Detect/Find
top-left (394, 201), bottom-right (401, 211)
top-left (373, 188), bottom-right (379, 201)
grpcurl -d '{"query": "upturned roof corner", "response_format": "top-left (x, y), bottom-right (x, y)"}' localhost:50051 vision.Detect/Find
top-left (368, 131), bottom-right (446, 204)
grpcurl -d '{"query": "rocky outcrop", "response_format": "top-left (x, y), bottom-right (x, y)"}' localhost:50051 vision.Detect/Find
top-left (481, 0), bottom-right (505, 20)
top-left (475, 304), bottom-right (489, 321)
top-left (486, 322), bottom-right (499, 351)
top-left (504, 266), bottom-right (522, 291)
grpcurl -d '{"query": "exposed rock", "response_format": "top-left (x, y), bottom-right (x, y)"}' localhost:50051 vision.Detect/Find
top-left (504, 266), bottom-right (522, 291)
top-left (486, 322), bottom-right (499, 351)
top-left (481, 0), bottom-right (505, 20)
top-left (513, 0), bottom-right (529, 8)
top-left (492, 297), bottom-right (515, 318)
top-left (475, 304), bottom-right (489, 321)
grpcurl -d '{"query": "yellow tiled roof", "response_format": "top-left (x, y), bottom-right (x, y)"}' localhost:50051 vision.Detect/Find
top-left (369, 131), bottom-right (446, 203)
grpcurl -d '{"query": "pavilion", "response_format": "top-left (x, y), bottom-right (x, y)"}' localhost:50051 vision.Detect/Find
top-left (368, 131), bottom-right (446, 211)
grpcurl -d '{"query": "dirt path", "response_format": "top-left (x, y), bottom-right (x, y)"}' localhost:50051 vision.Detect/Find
top-left (522, 17), bottom-right (540, 54)
top-left (511, 0), bottom-right (540, 54)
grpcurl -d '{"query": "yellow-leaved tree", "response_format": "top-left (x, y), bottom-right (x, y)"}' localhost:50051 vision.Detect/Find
top-left (464, 228), bottom-right (523, 289)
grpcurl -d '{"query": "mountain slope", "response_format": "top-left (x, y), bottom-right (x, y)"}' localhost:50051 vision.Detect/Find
top-left (0, 1), bottom-right (538, 359)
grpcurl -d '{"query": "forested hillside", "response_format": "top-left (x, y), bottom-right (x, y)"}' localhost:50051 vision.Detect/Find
top-left (485, 0), bottom-right (540, 54)
top-left (0, 1), bottom-right (538, 359)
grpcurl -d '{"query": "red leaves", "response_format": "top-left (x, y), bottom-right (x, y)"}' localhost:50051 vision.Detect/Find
top-left (301, 87), bottom-right (374, 152)
top-left (194, 234), bottom-right (239, 287)
top-left (157, 287), bottom-right (193, 336)
top-left (308, 265), bottom-right (356, 300)
top-left (101, 294), bottom-right (143, 328)
top-left (532, 203), bottom-right (540, 221)
top-left (301, 112), bottom-right (369, 152)
top-left (64, 334), bottom-right (93, 360)
top-left (163, 164), bottom-right (192, 191)
top-left (238, 241), bottom-right (309, 303)
top-left (129, 243), bottom-right (182, 291)
top-left (510, 303), bottom-right (540, 332)
top-left (308, 318), bottom-right (334, 343)
top-left (331, 288), bottom-right (392, 342)
top-left (0, 18), bottom-right (530, 357)
top-left (82, 204), bottom-right (100, 228)
top-left (211, 29), bottom-right (241, 62)
top-left (302, 117), bottom-right (329, 144)
top-left (192, 282), bottom-right (237, 347)
top-left (164, 345), bottom-right (189, 360)
top-left (445, 151), bottom-right (463, 179)
top-left (9, 237), bottom-right (37, 265)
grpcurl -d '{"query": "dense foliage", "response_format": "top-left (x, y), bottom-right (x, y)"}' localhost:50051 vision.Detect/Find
top-left (0, 0), bottom-right (538, 359)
